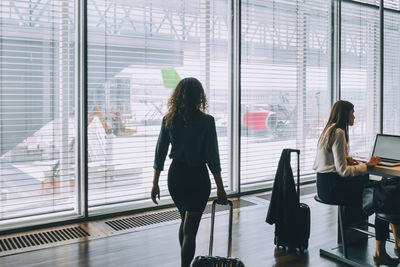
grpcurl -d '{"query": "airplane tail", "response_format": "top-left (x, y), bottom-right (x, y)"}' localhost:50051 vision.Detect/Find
top-left (161, 69), bottom-right (181, 89)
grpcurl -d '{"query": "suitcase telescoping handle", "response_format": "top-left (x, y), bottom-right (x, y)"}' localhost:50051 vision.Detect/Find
top-left (209, 199), bottom-right (233, 257)
top-left (287, 149), bottom-right (300, 200)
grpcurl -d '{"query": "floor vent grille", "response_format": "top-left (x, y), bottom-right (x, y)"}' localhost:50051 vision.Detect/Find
top-left (105, 209), bottom-right (181, 231)
top-left (105, 199), bottom-right (256, 231)
top-left (0, 226), bottom-right (90, 253)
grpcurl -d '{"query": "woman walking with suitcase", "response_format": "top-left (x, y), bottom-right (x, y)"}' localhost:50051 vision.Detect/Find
top-left (151, 77), bottom-right (228, 267)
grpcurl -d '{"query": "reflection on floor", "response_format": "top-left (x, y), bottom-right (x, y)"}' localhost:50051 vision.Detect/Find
top-left (0, 190), bottom-right (357, 267)
top-left (258, 183), bottom-right (317, 200)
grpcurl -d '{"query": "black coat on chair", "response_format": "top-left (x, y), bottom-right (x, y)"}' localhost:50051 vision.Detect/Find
top-left (266, 149), bottom-right (300, 246)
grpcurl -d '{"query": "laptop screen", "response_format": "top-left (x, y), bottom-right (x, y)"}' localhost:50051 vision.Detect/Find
top-left (372, 134), bottom-right (400, 161)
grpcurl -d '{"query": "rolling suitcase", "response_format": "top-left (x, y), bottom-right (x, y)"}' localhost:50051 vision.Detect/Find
top-left (274, 149), bottom-right (310, 252)
top-left (192, 200), bottom-right (245, 267)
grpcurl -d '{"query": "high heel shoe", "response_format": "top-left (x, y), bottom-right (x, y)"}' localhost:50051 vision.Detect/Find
top-left (373, 254), bottom-right (399, 267)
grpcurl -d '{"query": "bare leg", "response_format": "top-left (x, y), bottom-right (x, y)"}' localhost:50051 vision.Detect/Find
top-left (179, 212), bottom-right (186, 247)
top-left (390, 223), bottom-right (400, 250)
top-left (373, 219), bottom-right (398, 266)
top-left (375, 240), bottom-right (387, 257)
top-left (390, 223), bottom-right (400, 259)
top-left (373, 240), bottom-right (399, 266)
top-left (181, 211), bottom-right (203, 267)
top-left (179, 220), bottom-right (184, 247)
top-left (374, 240), bottom-right (398, 266)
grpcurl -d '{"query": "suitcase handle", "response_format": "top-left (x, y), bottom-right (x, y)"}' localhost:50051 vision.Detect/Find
top-left (209, 199), bottom-right (233, 257)
top-left (287, 149), bottom-right (301, 200)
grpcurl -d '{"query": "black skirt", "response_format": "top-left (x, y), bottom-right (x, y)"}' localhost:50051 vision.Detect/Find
top-left (316, 172), bottom-right (369, 204)
top-left (316, 172), bottom-right (389, 241)
top-left (168, 160), bottom-right (211, 219)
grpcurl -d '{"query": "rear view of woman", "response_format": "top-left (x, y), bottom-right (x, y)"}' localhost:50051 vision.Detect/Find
top-left (151, 77), bottom-right (227, 267)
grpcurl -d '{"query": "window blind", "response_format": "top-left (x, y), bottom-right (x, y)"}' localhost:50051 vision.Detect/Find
top-left (3, 0), bottom-right (399, 231)
top-left (340, 0), bottom-right (380, 154)
top-left (240, 0), bottom-right (330, 188)
top-left (383, 2), bottom-right (400, 134)
top-left (0, 0), bottom-right (76, 223)
top-left (87, 0), bottom-right (230, 212)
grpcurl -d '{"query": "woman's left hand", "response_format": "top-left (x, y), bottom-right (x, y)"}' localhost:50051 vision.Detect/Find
top-left (347, 156), bottom-right (359, 165)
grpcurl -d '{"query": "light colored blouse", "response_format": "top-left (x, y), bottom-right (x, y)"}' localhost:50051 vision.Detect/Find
top-left (313, 126), bottom-right (367, 177)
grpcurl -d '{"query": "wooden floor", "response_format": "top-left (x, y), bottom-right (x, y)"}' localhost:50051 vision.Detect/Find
top-left (0, 192), bottom-right (357, 267)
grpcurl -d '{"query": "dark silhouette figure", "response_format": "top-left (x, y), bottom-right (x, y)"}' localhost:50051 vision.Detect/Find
top-left (151, 77), bottom-right (227, 267)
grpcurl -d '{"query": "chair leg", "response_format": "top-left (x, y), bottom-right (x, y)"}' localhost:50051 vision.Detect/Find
top-left (338, 206), bottom-right (348, 258)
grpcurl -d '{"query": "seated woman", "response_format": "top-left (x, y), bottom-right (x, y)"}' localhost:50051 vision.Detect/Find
top-left (313, 100), bottom-right (400, 266)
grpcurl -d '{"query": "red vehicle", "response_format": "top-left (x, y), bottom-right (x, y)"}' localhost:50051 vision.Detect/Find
top-left (242, 103), bottom-right (296, 138)
top-left (243, 111), bottom-right (272, 130)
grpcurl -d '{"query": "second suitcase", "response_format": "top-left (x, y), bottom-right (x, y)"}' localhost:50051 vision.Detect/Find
top-left (275, 202), bottom-right (310, 251)
top-left (270, 149), bottom-right (310, 252)
top-left (192, 200), bottom-right (245, 267)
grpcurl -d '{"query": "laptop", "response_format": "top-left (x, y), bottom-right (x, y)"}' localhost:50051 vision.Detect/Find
top-left (371, 134), bottom-right (400, 167)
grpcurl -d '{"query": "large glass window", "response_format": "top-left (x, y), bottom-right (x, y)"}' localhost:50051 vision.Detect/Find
top-left (240, 0), bottom-right (331, 189)
top-left (0, 0), bottom-right (77, 226)
top-left (2, 0), bottom-right (399, 232)
top-left (87, 0), bottom-right (231, 214)
top-left (341, 1), bottom-right (379, 155)
top-left (384, 2), bottom-right (400, 134)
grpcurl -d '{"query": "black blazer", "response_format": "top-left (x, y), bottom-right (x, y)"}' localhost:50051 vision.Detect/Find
top-left (266, 149), bottom-right (299, 241)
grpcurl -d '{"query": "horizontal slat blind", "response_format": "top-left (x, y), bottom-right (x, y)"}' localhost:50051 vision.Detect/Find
top-left (384, 2), bottom-right (400, 134)
top-left (0, 0), bottom-right (76, 222)
top-left (87, 0), bottom-right (230, 211)
top-left (341, 0), bottom-right (379, 155)
top-left (240, 0), bottom-right (330, 187)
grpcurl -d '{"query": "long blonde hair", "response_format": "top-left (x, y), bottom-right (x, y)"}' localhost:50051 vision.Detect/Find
top-left (164, 77), bottom-right (208, 128)
top-left (318, 100), bottom-right (354, 149)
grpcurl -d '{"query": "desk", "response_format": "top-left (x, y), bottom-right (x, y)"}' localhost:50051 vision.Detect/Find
top-left (319, 166), bottom-right (400, 267)
top-left (368, 165), bottom-right (400, 178)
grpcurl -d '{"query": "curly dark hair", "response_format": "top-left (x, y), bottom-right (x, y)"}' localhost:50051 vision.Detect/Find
top-left (164, 77), bottom-right (208, 128)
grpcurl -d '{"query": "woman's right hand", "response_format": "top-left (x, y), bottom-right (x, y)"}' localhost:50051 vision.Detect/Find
top-left (151, 184), bottom-right (160, 205)
top-left (216, 187), bottom-right (228, 205)
top-left (366, 156), bottom-right (381, 167)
